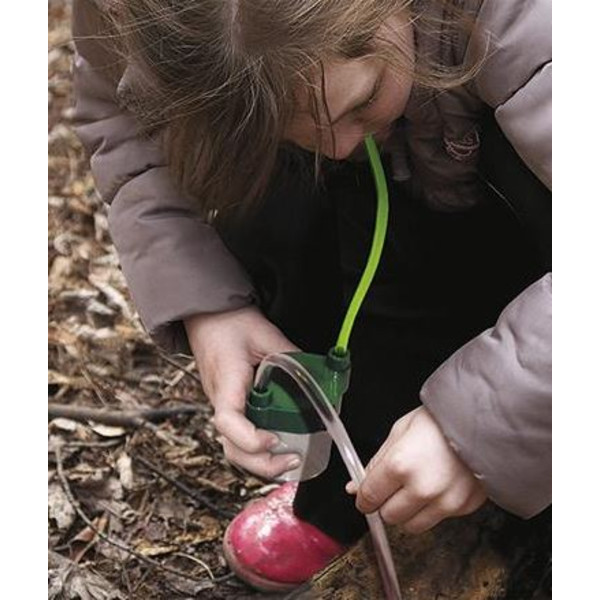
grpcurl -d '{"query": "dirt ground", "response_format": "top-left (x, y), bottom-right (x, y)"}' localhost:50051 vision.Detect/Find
top-left (48, 2), bottom-right (283, 597)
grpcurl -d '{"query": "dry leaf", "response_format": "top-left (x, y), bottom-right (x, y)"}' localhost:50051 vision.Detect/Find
top-left (89, 275), bottom-right (133, 320)
top-left (90, 423), bottom-right (126, 438)
top-left (48, 256), bottom-right (73, 290)
top-left (50, 417), bottom-right (78, 432)
top-left (67, 463), bottom-right (111, 486)
top-left (48, 371), bottom-right (91, 390)
top-left (58, 289), bottom-right (99, 303)
top-left (155, 497), bottom-right (193, 522)
top-left (174, 516), bottom-right (221, 545)
top-left (116, 452), bottom-right (134, 490)
top-left (48, 481), bottom-right (76, 530)
top-left (87, 299), bottom-right (116, 317)
top-left (134, 540), bottom-right (177, 558)
top-left (172, 455), bottom-right (212, 469)
top-left (71, 515), bottom-right (107, 545)
top-left (69, 514), bottom-right (109, 563)
top-left (73, 324), bottom-right (121, 345)
top-left (48, 550), bottom-right (125, 600)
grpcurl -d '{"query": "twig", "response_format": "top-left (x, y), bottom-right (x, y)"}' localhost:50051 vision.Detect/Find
top-left (48, 403), bottom-right (199, 427)
top-left (64, 439), bottom-right (124, 449)
top-left (131, 454), bottom-right (236, 519)
top-left (80, 366), bottom-right (110, 406)
top-left (172, 553), bottom-right (215, 580)
top-left (156, 351), bottom-right (204, 386)
top-left (54, 444), bottom-right (206, 584)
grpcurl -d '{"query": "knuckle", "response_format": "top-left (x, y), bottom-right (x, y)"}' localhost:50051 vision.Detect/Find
top-left (439, 494), bottom-right (465, 515)
top-left (414, 483), bottom-right (438, 503)
top-left (379, 505), bottom-right (397, 525)
top-left (386, 454), bottom-right (406, 478)
top-left (242, 435), bottom-right (263, 454)
top-left (359, 485), bottom-right (380, 510)
top-left (212, 411), bottom-right (228, 434)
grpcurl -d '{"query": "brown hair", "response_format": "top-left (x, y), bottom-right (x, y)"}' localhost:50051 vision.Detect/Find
top-left (107, 0), bottom-right (480, 219)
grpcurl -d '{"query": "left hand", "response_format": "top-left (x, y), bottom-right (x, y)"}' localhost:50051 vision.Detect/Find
top-left (347, 406), bottom-right (487, 534)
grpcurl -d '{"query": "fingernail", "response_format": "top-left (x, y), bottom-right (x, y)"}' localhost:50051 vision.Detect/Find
top-left (286, 457), bottom-right (302, 470)
top-left (345, 481), bottom-right (358, 494)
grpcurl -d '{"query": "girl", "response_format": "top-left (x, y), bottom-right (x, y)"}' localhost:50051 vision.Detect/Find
top-left (72, 0), bottom-right (551, 592)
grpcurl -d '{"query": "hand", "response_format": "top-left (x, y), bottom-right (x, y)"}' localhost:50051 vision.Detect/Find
top-left (185, 306), bottom-right (301, 479)
top-left (347, 406), bottom-right (486, 534)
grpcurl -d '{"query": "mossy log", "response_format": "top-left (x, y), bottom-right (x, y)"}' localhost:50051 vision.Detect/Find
top-left (285, 505), bottom-right (551, 600)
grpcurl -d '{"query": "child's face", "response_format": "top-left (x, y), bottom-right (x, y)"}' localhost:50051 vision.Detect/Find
top-left (284, 15), bottom-right (414, 160)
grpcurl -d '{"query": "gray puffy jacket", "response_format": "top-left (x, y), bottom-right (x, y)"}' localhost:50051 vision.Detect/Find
top-left (71, 0), bottom-right (551, 519)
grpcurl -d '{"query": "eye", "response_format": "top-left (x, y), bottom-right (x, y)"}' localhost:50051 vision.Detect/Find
top-left (354, 76), bottom-right (382, 114)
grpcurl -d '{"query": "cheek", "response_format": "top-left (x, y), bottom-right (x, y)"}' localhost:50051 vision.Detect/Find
top-left (375, 70), bottom-right (413, 125)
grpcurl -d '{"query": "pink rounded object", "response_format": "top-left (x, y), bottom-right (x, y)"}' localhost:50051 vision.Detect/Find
top-left (223, 482), bottom-right (346, 592)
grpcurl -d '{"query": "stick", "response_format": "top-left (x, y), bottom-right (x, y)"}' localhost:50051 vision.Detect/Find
top-left (156, 351), bottom-right (204, 386)
top-left (53, 444), bottom-right (206, 584)
top-left (48, 403), bottom-right (199, 427)
top-left (131, 454), bottom-right (236, 520)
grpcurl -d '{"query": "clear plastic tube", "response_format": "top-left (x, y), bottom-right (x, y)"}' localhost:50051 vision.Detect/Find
top-left (255, 353), bottom-right (402, 600)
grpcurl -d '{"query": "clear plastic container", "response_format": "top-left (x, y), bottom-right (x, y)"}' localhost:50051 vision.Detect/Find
top-left (255, 353), bottom-right (402, 600)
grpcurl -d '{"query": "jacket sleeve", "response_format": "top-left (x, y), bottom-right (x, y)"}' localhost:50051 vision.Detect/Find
top-left (468, 0), bottom-right (552, 190)
top-left (71, 0), bottom-right (257, 353)
top-left (421, 274), bottom-right (551, 518)
top-left (421, 0), bottom-right (552, 518)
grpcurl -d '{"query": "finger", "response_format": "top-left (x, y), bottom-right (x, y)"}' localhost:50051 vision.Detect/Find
top-left (400, 502), bottom-right (447, 535)
top-left (378, 487), bottom-right (425, 526)
top-left (213, 408), bottom-right (280, 454)
top-left (221, 438), bottom-right (301, 480)
top-left (208, 358), bottom-right (254, 412)
top-left (400, 485), bottom-right (485, 535)
top-left (356, 448), bottom-right (403, 514)
top-left (346, 444), bottom-right (390, 495)
top-left (347, 417), bottom-right (412, 496)
top-left (362, 412), bottom-right (414, 477)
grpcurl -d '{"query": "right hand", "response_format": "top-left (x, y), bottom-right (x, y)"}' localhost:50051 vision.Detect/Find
top-left (184, 306), bottom-right (301, 479)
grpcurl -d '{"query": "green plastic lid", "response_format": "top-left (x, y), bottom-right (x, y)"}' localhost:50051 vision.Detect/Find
top-left (246, 349), bottom-right (351, 434)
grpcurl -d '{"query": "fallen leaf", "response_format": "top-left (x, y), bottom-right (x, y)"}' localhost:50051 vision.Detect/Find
top-left (50, 417), bottom-right (78, 432)
top-left (48, 370), bottom-right (91, 389)
top-left (71, 514), bottom-right (108, 545)
top-left (116, 452), bottom-right (134, 490)
top-left (48, 481), bottom-right (76, 530)
top-left (172, 455), bottom-right (212, 469)
top-left (89, 275), bottom-right (134, 320)
top-left (174, 516), bottom-right (221, 545)
top-left (90, 423), bottom-right (126, 438)
top-left (48, 256), bottom-right (73, 290)
top-left (69, 513), bottom-right (109, 563)
top-left (48, 550), bottom-right (125, 600)
top-left (87, 299), bottom-right (116, 317)
top-left (134, 540), bottom-right (178, 558)
top-left (155, 497), bottom-right (193, 522)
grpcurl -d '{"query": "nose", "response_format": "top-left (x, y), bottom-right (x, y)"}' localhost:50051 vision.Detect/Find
top-left (322, 125), bottom-right (366, 160)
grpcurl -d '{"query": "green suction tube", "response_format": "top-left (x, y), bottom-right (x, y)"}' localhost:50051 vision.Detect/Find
top-left (334, 135), bottom-right (389, 354)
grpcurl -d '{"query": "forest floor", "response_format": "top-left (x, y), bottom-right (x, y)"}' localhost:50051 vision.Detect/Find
top-left (48, 2), bottom-right (283, 597)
